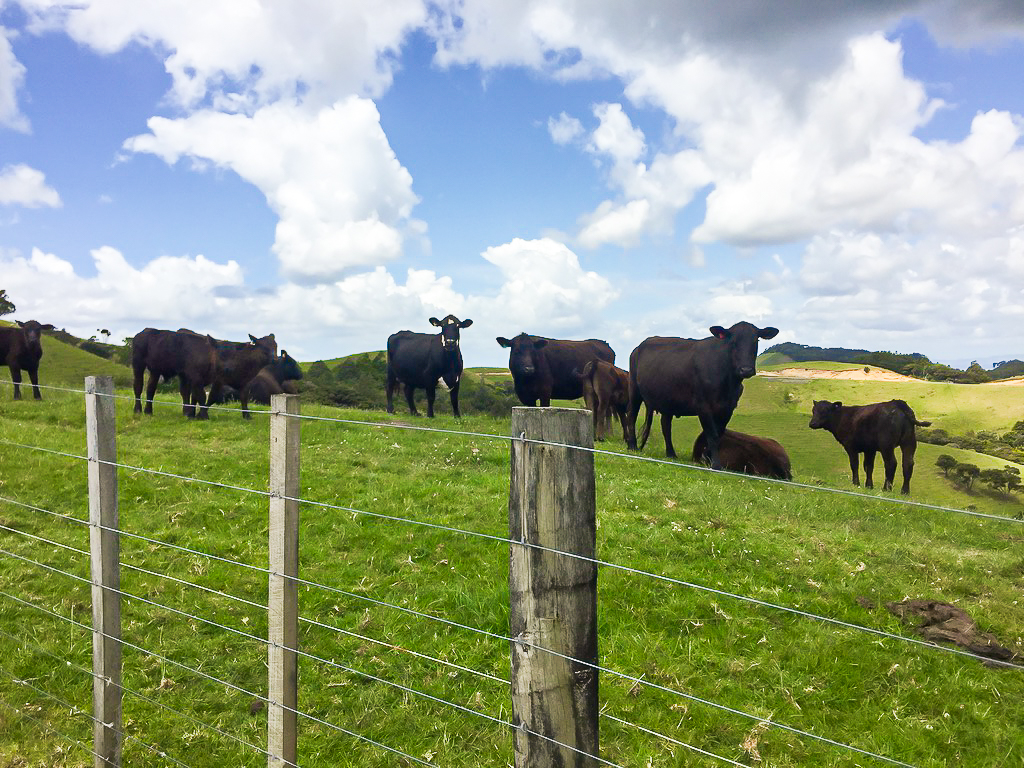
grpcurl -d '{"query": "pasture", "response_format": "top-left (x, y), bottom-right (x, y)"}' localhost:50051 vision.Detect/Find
top-left (0, 345), bottom-right (1022, 767)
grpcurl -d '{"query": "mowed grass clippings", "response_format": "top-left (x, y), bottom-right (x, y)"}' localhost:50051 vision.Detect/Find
top-left (0, 381), bottom-right (1020, 767)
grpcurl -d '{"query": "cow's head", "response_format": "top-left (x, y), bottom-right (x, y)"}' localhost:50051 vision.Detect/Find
top-left (709, 322), bottom-right (778, 379)
top-left (248, 333), bottom-right (278, 363)
top-left (277, 350), bottom-right (303, 382)
top-left (16, 320), bottom-right (55, 347)
top-left (809, 400), bottom-right (841, 429)
top-left (496, 333), bottom-right (547, 377)
top-left (430, 315), bottom-right (472, 351)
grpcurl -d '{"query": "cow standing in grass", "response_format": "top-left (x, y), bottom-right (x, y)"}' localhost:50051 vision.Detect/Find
top-left (809, 399), bottom-right (930, 494)
top-left (0, 320), bottom-right (55, 400)
top-left (626, 322), bottom-right (779, 467)
top-left (132, 328), bottom-right (219, 418)
top-left (387, 315), bottom-right (473, 417)
top-left (575, 359), bottom-right (629, 441)
top-left (190, 331), bottom-right (278, 419)
top-left (497, 334), bottom-right (615, 407)
top-left (241, 351), bottom-right (303, 406)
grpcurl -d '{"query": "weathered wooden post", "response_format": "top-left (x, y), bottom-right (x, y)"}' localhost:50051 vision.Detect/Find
top-left (85, 376), bottom-right (121, 768)
top-left (268, 394), bottom-right (300, 768)
top-left (509, 407), bottom-right (599, 767)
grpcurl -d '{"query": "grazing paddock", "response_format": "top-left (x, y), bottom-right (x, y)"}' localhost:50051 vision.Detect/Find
top-left (0, 380), bottom-right (1022, 767)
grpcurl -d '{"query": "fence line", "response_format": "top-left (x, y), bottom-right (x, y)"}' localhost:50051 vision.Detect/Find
top-left (2, 442), bottom-right (1021, 672)
top-left (0, 589), bottom-right (433, 766)
top-left (2, 384), bottom-right (1015, 765)
top-left (5, 380), bottom-right (1020, 525)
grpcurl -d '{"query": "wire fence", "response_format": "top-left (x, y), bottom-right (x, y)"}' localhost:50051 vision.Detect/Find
top-left (0, 378), bottom-right (1020, 767)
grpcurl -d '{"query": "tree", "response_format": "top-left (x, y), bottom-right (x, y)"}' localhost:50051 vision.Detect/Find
top-left (979, 468), bottom-right (1008, 493)
top-left (0, 289), bottom-right (14, 317)
top-left (954, 462), bottom-right (980, 490)
top-left (935, 454), bottom-right (957, 477)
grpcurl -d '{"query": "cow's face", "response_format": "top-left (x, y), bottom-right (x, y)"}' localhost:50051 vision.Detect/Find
top-left (430, 315), bottom-right (472, 352)
top-left (16, 320), bottom-right (55, 347)
top-left (278, 350), bottom-right (303, 381)
top-left (496, 334), bottom-right (547, 376)
top-left (709, 322), bottom-right (778, 379)
top-left (809, 400), bottom-right (841, 429)
top-left (248, 333), bottom-right (278, 363)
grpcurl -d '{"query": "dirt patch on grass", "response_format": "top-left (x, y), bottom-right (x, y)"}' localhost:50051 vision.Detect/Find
top-left (884, 599), bottom-right (1019, 667)
top-left (758, 367), bottom-right (922, 383)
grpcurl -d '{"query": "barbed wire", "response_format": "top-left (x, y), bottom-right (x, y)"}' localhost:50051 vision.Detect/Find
top-left (3, 463), bottom-right (1019, 672)
top-left (0, 626), bottom-right (295, 767)
top-left (0, 588), bottom-right (435, 766)
top-left (0, 666), bottom-right (195, 768)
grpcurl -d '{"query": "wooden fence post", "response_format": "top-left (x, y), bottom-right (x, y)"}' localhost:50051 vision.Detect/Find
top-left (85, 376), bottom-right (121, 768)
top-left (268, 394), bottom-right (300, 768)
top-left (509, 407), bottom-right (599, 767)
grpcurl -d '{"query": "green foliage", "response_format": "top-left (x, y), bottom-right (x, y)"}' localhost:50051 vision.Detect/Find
top-left (0, 289), bottom-right (14, 317)
top-left (953, 462), bottom-right (980, 489)
top-left (935, 454), bottom-right (957, 476)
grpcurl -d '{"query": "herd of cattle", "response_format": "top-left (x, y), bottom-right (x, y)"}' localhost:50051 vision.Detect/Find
top-left (1, 315), bottom-right (932, 494)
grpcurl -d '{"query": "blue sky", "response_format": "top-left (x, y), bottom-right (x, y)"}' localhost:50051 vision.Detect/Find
top-left (1, 1), bottom-right (1023, 368)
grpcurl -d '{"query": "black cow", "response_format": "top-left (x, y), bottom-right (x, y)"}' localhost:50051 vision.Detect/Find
top-left (0, 320), bottom-right (55, 400)
top-left (575, 359), bottom-right (629, 441)
top-left (387, 315), bottom-right (473, 417)
top-left (809, 399), bottom-right (931, 494)
top-left (241, 351), bottom-right (303, 405)
top-left (496, 334), bottom-right (615, 407)
top-left (625, 322), bottom-right (778, 466)
top-left (184, 331), bottom-right (278, 419)
top-left (132, 328), bottom-right (219, 418)
top-left (693, 429), bottom-right (792, 480)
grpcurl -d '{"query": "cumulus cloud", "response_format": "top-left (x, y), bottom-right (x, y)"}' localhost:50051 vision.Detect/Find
top-left (547, 111), bottom-right (582, 145)
top-left (124, 98), bottom-right (421, 281)
top-left (0, 26), bottom-right (28, 131)
top-left (0, 164), bottom-right (61, 207)
top-left (20, 0), bottom-right (428, 109)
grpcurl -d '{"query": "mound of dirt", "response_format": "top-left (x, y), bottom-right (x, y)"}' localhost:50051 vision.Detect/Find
top-left (758, 367), bottom-right (922, 383)
top-left (884, 599), bottom-right (1019, 667)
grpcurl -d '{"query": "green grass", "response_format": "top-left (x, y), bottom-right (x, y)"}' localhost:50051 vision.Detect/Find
top-left (759, 360), bottom-right (873, 372)
top-left (0, 342), bottom-right (1023, 766)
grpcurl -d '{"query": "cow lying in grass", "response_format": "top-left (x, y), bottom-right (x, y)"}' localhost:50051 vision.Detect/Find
top-left (241, 351), bottom-right (303, 406)
top-left (692, 429), bottom-right (792, 480)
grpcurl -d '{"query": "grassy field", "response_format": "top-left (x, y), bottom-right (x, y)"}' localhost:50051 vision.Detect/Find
top-left (0, 346), bottom-right (1022, 767)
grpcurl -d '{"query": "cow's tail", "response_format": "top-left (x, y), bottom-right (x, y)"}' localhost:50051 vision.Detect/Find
top-left (573, 360), bottom-right (597, 381)
top-left (893, 399), bottom-right (931, 428)
top-left (637, 405), bottom-right (655, 450)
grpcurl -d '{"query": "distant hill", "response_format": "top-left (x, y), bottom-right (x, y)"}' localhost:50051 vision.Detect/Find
top-left (990, 360), bottom-right (1024, 379)
top-left (759, 342), bottom-right (928, 365)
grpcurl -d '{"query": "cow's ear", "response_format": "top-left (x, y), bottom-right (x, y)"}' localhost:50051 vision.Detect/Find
top-left (249, 334), bottom-right (259, 343)
top-left (710, 326), bottom-right (729, 340)
top-left (429, 317), bottom-right (443, 327)
top-left (759, 326), bottom-right (779, 340)
top-left (833, 401), bottom-right (843, 410)
top-left (496, 337), bottom-right (512, 348)
top-left (281, 350), bottom-right (288, 358)
top-left (15, 320), bottom-right (24, 328)
top-left (460, 318), bottom-right (473, 329)
top-left (533, 339), bottom-right (548, 349)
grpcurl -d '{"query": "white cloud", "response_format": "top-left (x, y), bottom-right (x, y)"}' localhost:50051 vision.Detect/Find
top-left (547, 111), bottom-right (582, 145)
top-left (475, 237), bottom-right (618, 332)
top-left (20, 0), bottom-right (428, 109)
top-left (0, 164), bottom-right (61, 207)
top-left (124, 98), bottom-right (421, 281)
top-left (0, 26), bottom-right (28, 131)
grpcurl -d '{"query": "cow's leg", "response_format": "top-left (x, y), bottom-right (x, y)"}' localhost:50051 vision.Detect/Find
top-left (697, 413), bottom-right (722, 468)
top-left (239, 386), bottom-right (252, 420)
top-left (27, 367), bottom-right (42, 399)
top-left (133, 366), bottom-right (145, 413)
top-left (425, 384), bottom-right (437, 418)
top-left (880, 448), bottom-right (897, 492)
top-left (637, 405), bottom-right (655, 449)
top-left (193, 382), bottom-right (210, 421)
top-left (863, 450), bottom-right (876, 489)
top-left (179, 377), bottom-right (195, 418)
top-left (403, 383), bottom-right (419, 416)
top-left (615, 404), bottom-right (630, 443)
top-left (625, 386), bottom-right (644, 449)
top-left (386, 369), bottom-right (398, 414)
top-left (10, 366), bottom-right (22, 400)
top-left (900, 442), bottom-right (915, 494)
top-left (447, 378), bottom-right (461, 418)
top-left (661, 412), bottom-right (677, 459)
top-left (144, 373), bottom-right (159, 415)
top-left (846, 448), bottom-right (860, 486)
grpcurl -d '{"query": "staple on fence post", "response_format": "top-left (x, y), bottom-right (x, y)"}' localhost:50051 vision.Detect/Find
top-left (268, 394), bottom-right (300, 768)
top-left (85, 376), bottom-right (121, 768)
top-left (509, 407), bottom-right (599, 767)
